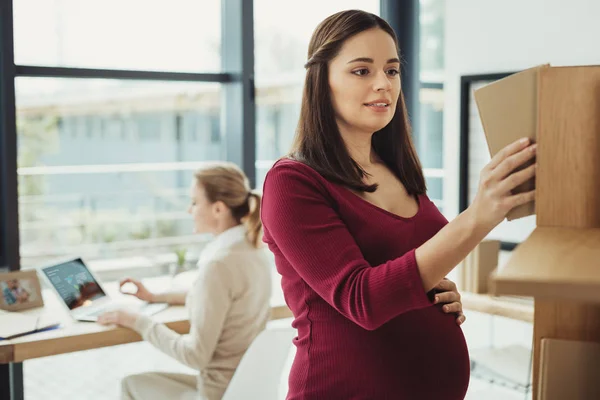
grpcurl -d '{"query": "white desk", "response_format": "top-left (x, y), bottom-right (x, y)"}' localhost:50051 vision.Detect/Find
top-left (0, 275), bottom-right (291, 364)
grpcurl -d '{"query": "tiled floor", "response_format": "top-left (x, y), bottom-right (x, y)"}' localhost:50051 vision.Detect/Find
top-left (466, 380), bottom-right (531, 400)
top-left (24, 351), bottom-right (531, 400)
top-left (23, 346), bottom-right (531, 400)
top-left (24, 341), bottom-right (194, 400)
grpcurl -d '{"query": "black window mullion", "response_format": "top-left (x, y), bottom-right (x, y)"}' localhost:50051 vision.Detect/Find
top-left (15, 65), bottom-right (233, 82)
top-left (221, 0), bottom-right (256, 187)
top-left (381, 0), bottom-right (421, 138)
top-left (1, 2), bottom-right (25, 399)
top-left (1, 0), bottom-right (20, 274)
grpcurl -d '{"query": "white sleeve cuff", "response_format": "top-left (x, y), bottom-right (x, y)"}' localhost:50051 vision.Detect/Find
top-left (133, 314), bottom-right (155, 338)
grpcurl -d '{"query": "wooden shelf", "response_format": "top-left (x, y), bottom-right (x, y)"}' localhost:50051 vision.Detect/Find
top-left (461, 292), bottom-right (533, 322)
top-left (492, 227), bottom-right (600, 302)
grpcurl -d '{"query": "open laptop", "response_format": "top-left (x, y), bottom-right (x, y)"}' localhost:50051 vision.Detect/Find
top-left (40, 257), bottom-right (168, 322)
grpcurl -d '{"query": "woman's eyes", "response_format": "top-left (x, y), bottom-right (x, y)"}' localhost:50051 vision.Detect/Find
top-left (351, 68), bottom-right (399, 77)
top-left (352, 68), bottom-right (370, 76)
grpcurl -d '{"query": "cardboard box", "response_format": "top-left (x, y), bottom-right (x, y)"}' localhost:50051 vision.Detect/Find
top-left (474, 64), bottom-right (548, 221)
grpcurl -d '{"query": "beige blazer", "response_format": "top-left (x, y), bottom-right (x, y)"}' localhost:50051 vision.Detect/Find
top-left (134, 225), bottom-right (272, 400)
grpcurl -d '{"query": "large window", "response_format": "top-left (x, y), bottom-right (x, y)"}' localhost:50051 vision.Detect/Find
top-left (254, 0), bottom-right (381, 188)
top-left (16, 78), bottom-right (222, 268)
top-left (420, 0), bottom-right (444, 82)
top-left (418, 86), bottom-right (444, 207)
top-left (417, 0), bottom-right (445, 211)
top-left (8, 0), bottom-right (231, 271)
top-left (2, 0), bottom-right (235, 398)
top-left (13, 0), bottom-right (221, 72)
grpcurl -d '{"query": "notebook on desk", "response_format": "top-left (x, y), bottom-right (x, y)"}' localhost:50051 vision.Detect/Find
top-left (39, 257), bottom-right (168, 322)
top-left (0, 311), bottom-right (60, 340)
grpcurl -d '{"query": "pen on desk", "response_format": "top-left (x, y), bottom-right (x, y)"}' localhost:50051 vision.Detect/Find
top-left (34, 315), bottom-right (41, 331)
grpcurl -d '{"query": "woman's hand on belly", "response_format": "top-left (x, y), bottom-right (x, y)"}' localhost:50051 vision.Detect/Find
top-left (432, 278), bottom-right (465, 325)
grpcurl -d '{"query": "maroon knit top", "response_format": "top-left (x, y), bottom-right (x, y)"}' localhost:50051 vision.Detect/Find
top-left (261, 159), bottom-right (470, 400)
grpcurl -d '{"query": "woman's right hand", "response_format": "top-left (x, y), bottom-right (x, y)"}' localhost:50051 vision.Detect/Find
top-left (469, 137), bottom-right (537, 232)
top-left (119, 277), bottom-right (155, 303)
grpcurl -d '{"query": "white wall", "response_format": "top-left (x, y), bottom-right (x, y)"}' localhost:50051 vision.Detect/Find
top-left (443, 0), bottom-right (600, 217)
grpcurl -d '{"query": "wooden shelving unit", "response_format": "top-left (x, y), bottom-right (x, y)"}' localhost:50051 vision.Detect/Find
top-left (488, 65), bottom-right (600, 399)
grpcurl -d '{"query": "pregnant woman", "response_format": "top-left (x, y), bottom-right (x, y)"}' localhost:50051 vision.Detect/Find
top-left (261, 10), bottom-right (536, 399)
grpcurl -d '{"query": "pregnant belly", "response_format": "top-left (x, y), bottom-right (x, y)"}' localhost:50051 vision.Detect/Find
top-left (287, 305), bottom-right (470, 400)
top-left (383, 304), bottom-right (471, 399)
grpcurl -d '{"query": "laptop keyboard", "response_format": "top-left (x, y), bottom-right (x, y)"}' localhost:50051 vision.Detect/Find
top-left (86, 308), bottom-right (108, 317)
top-left (140, 302), bottom-right (168, 316)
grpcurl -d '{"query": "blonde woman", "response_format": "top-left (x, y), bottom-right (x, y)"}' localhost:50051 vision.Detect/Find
top-left (98, 162), bottom-right (272, 400)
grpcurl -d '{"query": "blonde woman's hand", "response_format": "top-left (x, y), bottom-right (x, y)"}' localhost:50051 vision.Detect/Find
top-left (119, 277), bottom-right (155, 303)
top-left (469, 137), bottom-right (537, 232)
top-left (97, 309), bottom-right (140, 329)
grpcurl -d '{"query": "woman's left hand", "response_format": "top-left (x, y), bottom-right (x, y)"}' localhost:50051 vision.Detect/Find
top-left (433, 279), bottom-right (466, 326)
top-left (97, 309), bottom-right (140, 329)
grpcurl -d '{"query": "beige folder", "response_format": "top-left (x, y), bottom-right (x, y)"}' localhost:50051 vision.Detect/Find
top-left (474, 64), bottom-right (548, 220)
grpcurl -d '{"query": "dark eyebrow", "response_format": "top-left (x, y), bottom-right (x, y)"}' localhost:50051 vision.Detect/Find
top-left (347, 57), bottom-right (401, 64)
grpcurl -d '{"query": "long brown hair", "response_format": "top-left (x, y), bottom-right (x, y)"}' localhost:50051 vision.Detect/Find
top-left (290, 9), bottom-right (426, 194)
top-left (194, 162), bottom-right (262, 248)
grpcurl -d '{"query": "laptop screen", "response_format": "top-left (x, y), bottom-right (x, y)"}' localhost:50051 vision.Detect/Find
top-left (42, 258), bottom-right (106, 310)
